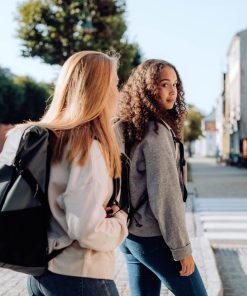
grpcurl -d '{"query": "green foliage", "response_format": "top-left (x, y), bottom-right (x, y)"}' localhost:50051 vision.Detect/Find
top-left (16, 0), bottom-right (141, 83)
top-left (0, 68), bottom-right (24, 123)
top-left (183, 105), bottom-right (202, 157)
top-left (183, 105), bottom-right (202, 143)
top-left (14, 76), bottom-right (52, 121)
top-left (0, 67), bottom-right (52, 124)
top-left (117, 42), bottom-right (142, 85)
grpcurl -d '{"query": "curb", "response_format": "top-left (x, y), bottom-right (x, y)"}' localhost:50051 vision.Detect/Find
top-left (188, 185), bottom-right (223, 296)
top-left (192, 237), bottom-right (223, 296)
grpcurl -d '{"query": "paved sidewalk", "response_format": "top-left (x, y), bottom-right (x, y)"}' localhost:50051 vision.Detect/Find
top-left (214, 247), bottom-right (247, 296)
top-left (0, 238), bottom-right (220, 296)
top-left (189, 157), bottom-right (247, 296)
top-left (0, 195), bottom-right (222, 296)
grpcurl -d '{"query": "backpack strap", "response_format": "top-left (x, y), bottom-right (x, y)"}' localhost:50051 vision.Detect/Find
top-left (173, 137), bottom-right (188, 202)
top-left (158, 120), bottom-right (188, 202)
top-left (179, 140), bottom-right (187, 202)
top-left (124, 141), bottom-right (148, 227)
top-left (107, 178), bottom-right (121, 207)
top-left (14, 162), bottom-right (47, 207)
top-left (127, 190), bottom-right (147, 227)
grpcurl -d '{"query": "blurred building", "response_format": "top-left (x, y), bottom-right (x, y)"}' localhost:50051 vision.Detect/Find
top-left (216, 90), bottom-right (224, 161)
top-left (215, 73), bottom-right (230, 162)
top-left (194, 109), bottom-right (217, 157)
top-left (224, 28), bottom-right (247, 165)
top-left (222, 73), bottom-right (231, 162)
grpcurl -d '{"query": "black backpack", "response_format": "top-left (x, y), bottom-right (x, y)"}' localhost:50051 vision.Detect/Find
top-left (0, 125), bottom-right (121, 276)
top-left (114, 119), bottom-right (187, 227)
top-left (0, 125), bottom-right (63, 275)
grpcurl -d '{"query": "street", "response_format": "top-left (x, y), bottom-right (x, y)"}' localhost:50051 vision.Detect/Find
top-left (189, 157), bottom-right (247, 198)
top-left (190, 157), bottom-right (247, 296)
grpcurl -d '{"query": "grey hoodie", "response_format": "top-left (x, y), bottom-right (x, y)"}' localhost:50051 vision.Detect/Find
top-left (114, 119), bottom-right (192, 261)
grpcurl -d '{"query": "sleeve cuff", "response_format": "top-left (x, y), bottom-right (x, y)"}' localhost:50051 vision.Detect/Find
top-left (171, 243), bottom-right (192, 261)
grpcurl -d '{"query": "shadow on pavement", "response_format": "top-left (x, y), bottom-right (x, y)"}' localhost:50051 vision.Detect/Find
top-left (214, 248), bottom-right (247, 296)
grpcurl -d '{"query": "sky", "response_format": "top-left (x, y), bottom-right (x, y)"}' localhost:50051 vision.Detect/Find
top-left (0, 0), bottom-right (247, 114)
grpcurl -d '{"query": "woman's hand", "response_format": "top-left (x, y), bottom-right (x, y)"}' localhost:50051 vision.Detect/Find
top-left (105, 204), bottom-right (120, 217)
top-left (179, 255), bottom-right (195, 276)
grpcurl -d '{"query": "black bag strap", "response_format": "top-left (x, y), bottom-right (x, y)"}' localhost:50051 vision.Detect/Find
top-left (119, 153), bottom-right (131, 213)
top-left (156, 119), bottom-right (187, 202)
top-left (179, 140), bottom-right (187, 202)
top-left (14, 162), bottom-right (47, 206)
top-left (124, 141), bottom-right (148, 227)
top-left (173, 137), bottom-right (188, 202)
top-left (107, 178), bottom-right (121, 207)
top-left (127, 190), bottom-right (147, 227)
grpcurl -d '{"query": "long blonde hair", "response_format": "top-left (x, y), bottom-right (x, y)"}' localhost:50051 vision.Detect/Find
top-left (19, 51), bottom-right (121, 178)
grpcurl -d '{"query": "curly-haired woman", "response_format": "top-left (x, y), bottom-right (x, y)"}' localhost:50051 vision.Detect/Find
top-left (114, 59), bottom-right (208, 296)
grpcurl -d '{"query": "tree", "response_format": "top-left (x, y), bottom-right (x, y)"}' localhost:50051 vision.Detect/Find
top-left (183, 105), bottom-right (203, 157)
top-left (14, 76), bottom-right (52, 122)
top-left (16, 0), bottom-right (141, 83)
top-left (0, 67), bottom-right (24, 123)
top-left (0, 66), bottom-right (51, 124)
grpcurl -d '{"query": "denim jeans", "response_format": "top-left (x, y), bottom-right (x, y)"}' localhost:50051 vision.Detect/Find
top-left (120, 234), bottom-right (208, 296)
top-left (27, 270), bottom-right (119, 296)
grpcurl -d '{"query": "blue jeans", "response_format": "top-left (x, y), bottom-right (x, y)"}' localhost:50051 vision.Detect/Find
top-left (27, 270), bottom-right (119, 296)
top-left (120, 234), bottom-right (208, 296)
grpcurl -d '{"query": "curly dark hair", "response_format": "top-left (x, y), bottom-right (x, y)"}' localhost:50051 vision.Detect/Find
top-left (118, 59), bottom-right (187, 142)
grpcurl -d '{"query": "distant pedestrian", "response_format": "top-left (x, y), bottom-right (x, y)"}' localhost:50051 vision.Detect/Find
top-left (13, 51), bottom-right (128, 295)
top-left (115, 59), bottom-right (208, 296)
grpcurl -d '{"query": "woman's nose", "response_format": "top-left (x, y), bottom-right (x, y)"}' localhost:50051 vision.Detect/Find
top-left (170, 86), bottom-right (176, 94)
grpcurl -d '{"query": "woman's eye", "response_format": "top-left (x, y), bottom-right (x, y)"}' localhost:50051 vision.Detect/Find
top-left (162, 83), bottom-right (168, 87)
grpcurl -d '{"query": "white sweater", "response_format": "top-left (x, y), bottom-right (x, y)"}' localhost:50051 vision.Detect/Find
top-left (47, 140), bottom-right (128, 279)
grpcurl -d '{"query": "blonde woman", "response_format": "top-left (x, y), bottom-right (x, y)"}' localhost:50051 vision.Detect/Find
top-left (12, 51), bottom-right (128, 295)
